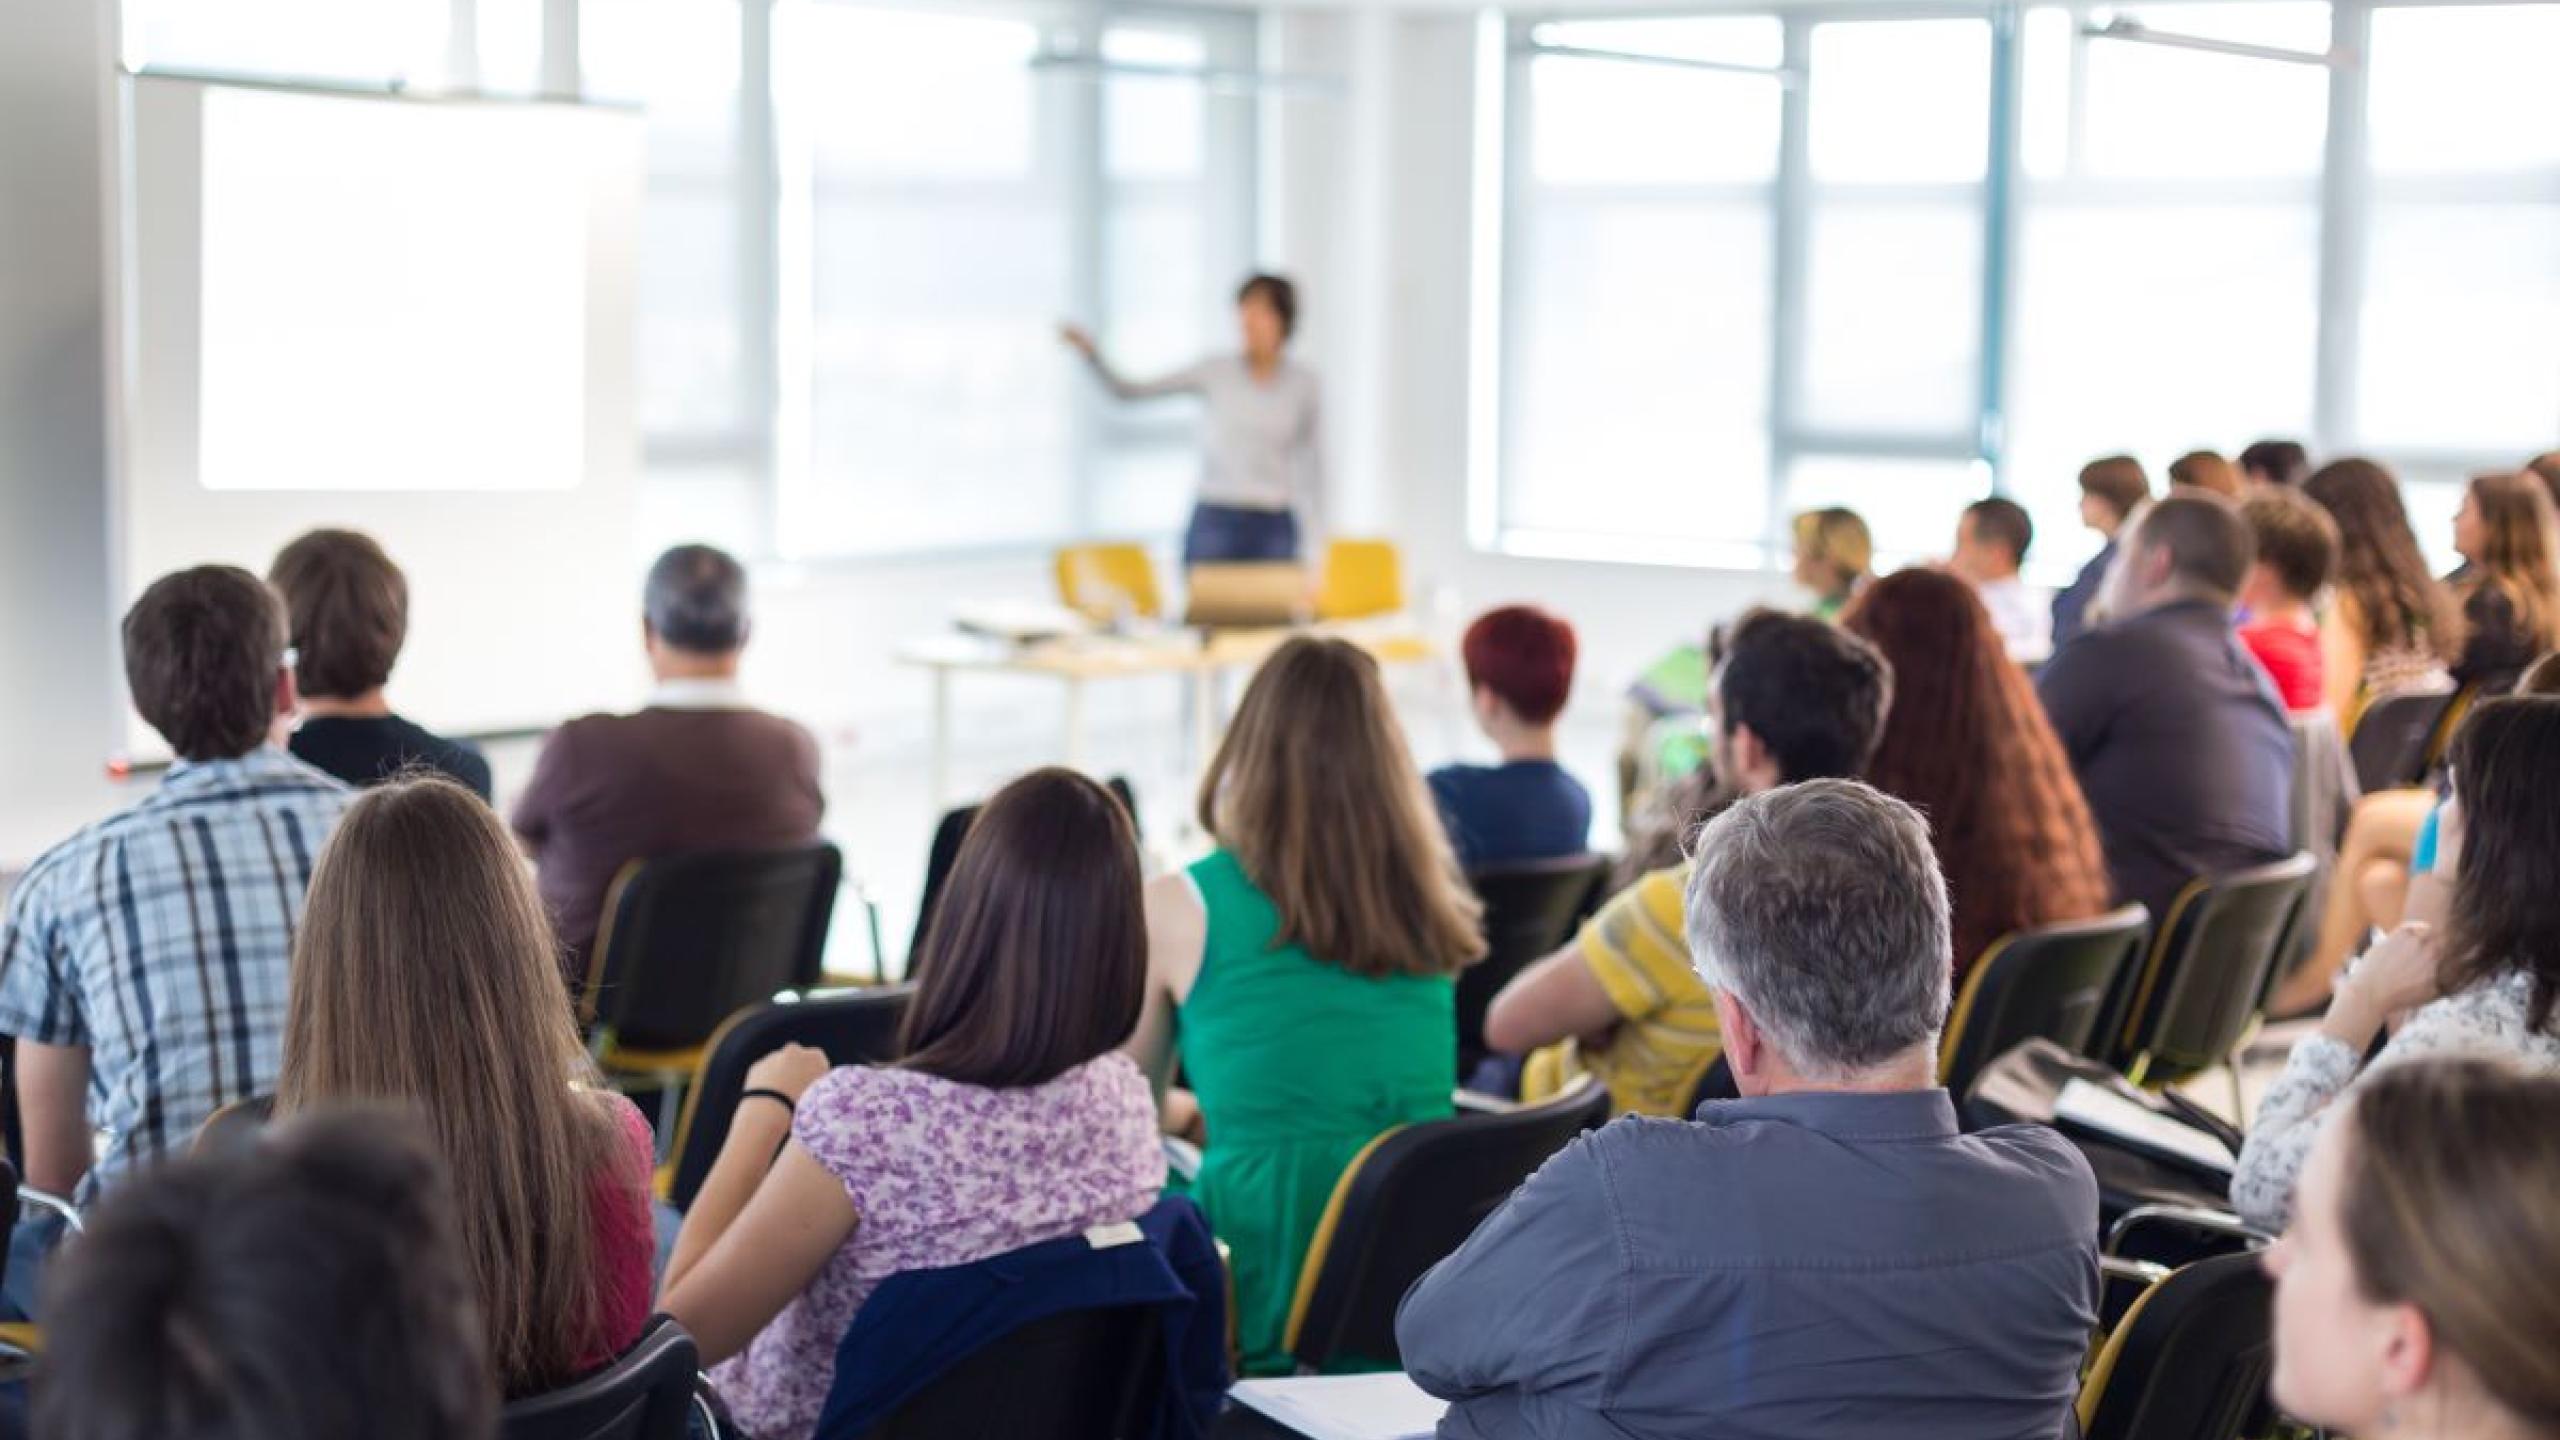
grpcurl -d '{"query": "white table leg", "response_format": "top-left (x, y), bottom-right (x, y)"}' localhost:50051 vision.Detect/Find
top-left (928, 667), bottom-right (953, 814)
top-left (1064, 675), bottom-right (1089, 772)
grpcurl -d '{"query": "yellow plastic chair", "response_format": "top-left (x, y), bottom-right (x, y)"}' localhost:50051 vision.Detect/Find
top-left (1314, 539), bottom-right (1403, 621)
top-left (1054, 543), bottom-right (1164, 623)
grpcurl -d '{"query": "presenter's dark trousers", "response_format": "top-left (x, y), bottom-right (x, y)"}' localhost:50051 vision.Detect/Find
top-left (1183, 502), bottom-right (1299, 567)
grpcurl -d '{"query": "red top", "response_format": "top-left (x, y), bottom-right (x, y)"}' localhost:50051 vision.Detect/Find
top-left (580, 1095), bottom-right (661, 1375)
top-left (2238, 619), bottom-right (2325, 713)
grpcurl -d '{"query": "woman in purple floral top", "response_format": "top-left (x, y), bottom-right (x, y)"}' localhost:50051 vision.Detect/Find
top-left (660, 770), bottom-right (1167, 1440)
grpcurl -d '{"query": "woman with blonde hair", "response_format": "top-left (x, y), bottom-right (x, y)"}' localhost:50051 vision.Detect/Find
top-left (276, 775), bottom-right (656, 1398)
top-left (2265, 1057), bottom-right (2560, 1440)
top-left (1129, 636), bottom-right (1484, 1375)
top-left (1790, 506), bottom-right (1875, 620)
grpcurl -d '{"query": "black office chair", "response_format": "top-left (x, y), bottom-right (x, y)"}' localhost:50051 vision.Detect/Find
top-left (501, 1316), bottom-right (710, 1440)
top-left (1680, 1054), bottom-right (1739, 1116)
top-left (1457, 855), bottom-right (1613, 1080)
top-left (2105, 854), bottom-right (2316, 1091)
top-left (581, 843), bottom-right (843, 1132)
top-left (661, 985), bottom-right (915, 1211)
top-left (2076, 1253), bottom-right (2276, 1440)
top-left (1940, 906), bottom-right (2151, 1099)
top-left (908, 777), bottom-right (1138, 973)
top-left (2348, 687), bottom-right (2459, 794)
top-left (847, 1306), bottom-right (1164, 1440)
top-left (1281, 1080), bottom-right (1610, 1373)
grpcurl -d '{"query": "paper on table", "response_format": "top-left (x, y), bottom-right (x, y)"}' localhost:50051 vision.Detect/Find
top-left (2054, 1077), bottom-right (2238, 1176)
top-left (1228, 1373), bottom-right (1448, 1440)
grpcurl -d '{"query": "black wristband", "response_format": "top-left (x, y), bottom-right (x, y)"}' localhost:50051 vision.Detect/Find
top-left (740, 1087), bottom-right (796, 1117)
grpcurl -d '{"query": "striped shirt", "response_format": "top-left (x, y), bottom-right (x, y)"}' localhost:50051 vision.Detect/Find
top-left (1539, 862), bottom-right (1724, 1117)
top-left (0, 748), bottom-right (352, 1203)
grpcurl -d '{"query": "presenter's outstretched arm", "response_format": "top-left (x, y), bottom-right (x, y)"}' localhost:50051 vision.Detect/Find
top-left (1059, 323), bottom-right (1204, 402)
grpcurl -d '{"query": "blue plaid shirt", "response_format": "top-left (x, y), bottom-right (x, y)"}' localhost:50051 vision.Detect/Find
top-left (0, 748), bottom-right (352, 1203)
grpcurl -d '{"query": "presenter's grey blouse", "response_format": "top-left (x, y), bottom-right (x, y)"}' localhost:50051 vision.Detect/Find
top-left (1085, 353), bottom-right (1326, 533)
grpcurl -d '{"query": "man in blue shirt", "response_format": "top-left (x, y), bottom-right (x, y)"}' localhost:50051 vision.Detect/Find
top-left (1399, 780), bottom-right (2099, 1440)
top-left (0, 566), bottom-right (353, 1314)
top-left (1429, 606), bottom-right (1592, 870)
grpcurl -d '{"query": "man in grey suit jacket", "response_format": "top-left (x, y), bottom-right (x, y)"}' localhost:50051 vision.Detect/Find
top-left (1398, 780), bottom-right (2100, 1440)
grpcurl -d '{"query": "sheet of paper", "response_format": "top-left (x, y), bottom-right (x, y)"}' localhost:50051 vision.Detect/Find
top-left (2054, 1077), bottom-right (2237, 1175)
top-left (1228, 1373), bottom-right (1448, 1440)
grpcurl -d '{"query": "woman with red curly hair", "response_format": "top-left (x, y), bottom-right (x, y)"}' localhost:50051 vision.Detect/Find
top-left (1843, 569), bottom-right (2114, 978)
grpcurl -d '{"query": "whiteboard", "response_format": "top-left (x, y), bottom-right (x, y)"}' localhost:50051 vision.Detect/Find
top-left (121, 74), bottom-right (647, 753)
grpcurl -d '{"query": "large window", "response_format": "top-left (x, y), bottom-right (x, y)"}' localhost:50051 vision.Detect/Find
top-left (1486, 1), bottom-right (2560, 581)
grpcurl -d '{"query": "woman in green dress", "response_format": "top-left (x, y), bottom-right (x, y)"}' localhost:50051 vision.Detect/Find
top-left (1128, 636), bottom-right (1485, 1376)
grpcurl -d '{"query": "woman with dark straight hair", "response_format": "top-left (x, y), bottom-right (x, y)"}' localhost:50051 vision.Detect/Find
top-left (2447, 469), bottom-right (2560, 693)
top-left (2233, 696), bottom-right (2560, 1230)
top-left (2303, 458), bottom-right (2463, 726)
top-left (276, 776), bottom-right (656, 1399)
top-left (1128, 635), bottom-right (1483, 1375)
top-left (1841, 569), bottom-right (2112, 978)
top-left (662, 768), bottom-right (1163, 1440)
top-left (2266, 1058), bottom-right (2560, 1440)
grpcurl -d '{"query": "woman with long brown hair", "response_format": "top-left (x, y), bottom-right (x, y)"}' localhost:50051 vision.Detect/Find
top-left (2448, 469), bottom-right (2560, 694)
top-left (276, 775), bottom-right (655, 1398)
top-left (2265, 1058), bottom-right (2560, 1440)
top-left (662, 769), bottom-right (1163, 1440)
top-left (1128, 635), bottom-right (1483, 1376)
top-left (2304, 458), bottom-right (2463, 726)
top-left (2233, 695), bottom-right (2560, 1230)
top-left (1841, 568), bottom-right (2113, 977)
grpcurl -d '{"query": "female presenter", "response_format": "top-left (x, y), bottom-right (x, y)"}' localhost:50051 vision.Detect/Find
top-left (1060, 274), bottom-right (1325, 566)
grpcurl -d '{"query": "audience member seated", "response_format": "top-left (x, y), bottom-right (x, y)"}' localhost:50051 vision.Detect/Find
top-left (1790, 505), bottom-right (1874, 620)
top-left (0, 567), bottom-right (352, 1316)
top-left (2264, 1058), bottom-right (2560, 1440)
top-left (1400, 781), bottom-right (2100, 1440)
top-left (1429, 605), bottom-right (1592, 869)
top-left (512, 543), bottom-right (824, 983)
top-left (2169, 448), bottom-right (2245, 499)
top-left (2053, 455), bottom-right (2153, 646)
top-left (1126, 638), bottom-right (1482, 1376)
top-left (664, 769), bottom-right (1164, 1440)
top-left (2237, 486), bottom-right (2343, 713)
top-left (2529, 450), bottom-right (2560, 510)
top-left (35, 1110), bottom-right (498, 1440)
top-left (2239, 437), bottom-right (2311, 490)
top-left (1950, 496), bottom-right (2052, 664)
top-left (2446, 470), bottom-right (2560, 695)
top-left (1842, 569), bottom-right (2112, 978)
top-left (2039, 493), bottom-right (2295, 928)
top-left (2234, 696), bottom-right (2560, 1229)
top-left (275, 775), bottom-right (656, 1397)
top-left (2305, 459), bottom-right (2462, 726)
top-left (1486, 612), bottom-right (1890, 1116)
top-left (267, 528), bottom-right (492, 798)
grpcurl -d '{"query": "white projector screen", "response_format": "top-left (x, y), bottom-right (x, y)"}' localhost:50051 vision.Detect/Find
top-left (123, 75), bottom-right (647, 752)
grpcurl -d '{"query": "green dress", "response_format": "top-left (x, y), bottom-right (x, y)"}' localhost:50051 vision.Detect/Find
top-left (1178, 849), bottom-right (1455, 1376)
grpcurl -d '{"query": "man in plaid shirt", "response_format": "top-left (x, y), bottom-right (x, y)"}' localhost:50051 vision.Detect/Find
top-left (0, 566), bottom-right (352, 1312)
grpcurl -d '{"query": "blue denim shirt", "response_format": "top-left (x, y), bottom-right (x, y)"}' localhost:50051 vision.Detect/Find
top-left (1397, 1090), bottom-right (2099, 1440)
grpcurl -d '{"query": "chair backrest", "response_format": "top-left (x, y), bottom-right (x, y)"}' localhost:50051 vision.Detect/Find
top-left (2077, 1253), bottom-right (2275, 1440)
top-left (663, 985), bottom-right (914, 1212)
top-left (854, 1305), bottom-right (1162, 1440)
top-left (1055, 543), bottom-right (1165, 623)
top-left (906, 778), bottom-right (1138, 974)
top-left (2348, 687), bottom-right (2457, 794)
top-left (1680, 1054), bottom-right (1739, 1116)
top-left (501, 1316), bottom-right (702, 1440)
top-left (1314, 539), bottom-right (1403, 621)
top-left (585, 843), bottom-right (843, 1052)
top-left (1941, 906), bottom-right (2151, 1098)
top-left (2109, 854), bottom-right (2317, 1087)
top-left (1457, 855), bottom-right (1613, 1078)
top-left (1284, 1081), bottom-right (1611, 1372)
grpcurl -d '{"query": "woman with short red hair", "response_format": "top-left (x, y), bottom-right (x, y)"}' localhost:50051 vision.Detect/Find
top-left (1429, 605), bottom-right (1594, 870)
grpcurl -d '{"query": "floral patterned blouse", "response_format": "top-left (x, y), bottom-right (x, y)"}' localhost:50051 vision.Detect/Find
top-left (2230, 968), bottom-right (2560, 1230)
top-left (708, 1053), bottom-right (1166, 1440)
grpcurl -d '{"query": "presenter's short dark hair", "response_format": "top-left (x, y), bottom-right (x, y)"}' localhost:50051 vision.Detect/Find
top-left (123, 566), bottom-right (288, 762)
top-left (34, 1109), bottom-right (498, 1440)
top-left (643, 544), bottom-right (748, 654)
top-left (270, 529), bottom-right (408, 699)
top-left (1236, 274), bottom-right (1299, 340)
